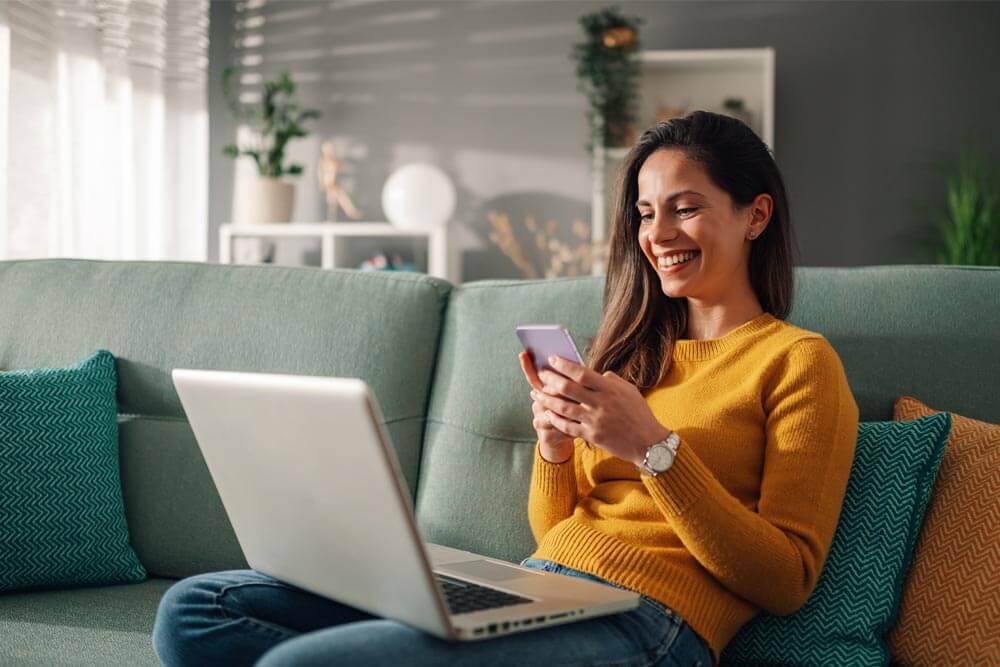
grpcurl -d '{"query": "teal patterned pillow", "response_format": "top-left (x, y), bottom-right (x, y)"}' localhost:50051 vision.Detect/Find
top-left (0, 350), bottom-right (146, 591)
top-left (722, 413), bottom-right (951, 666)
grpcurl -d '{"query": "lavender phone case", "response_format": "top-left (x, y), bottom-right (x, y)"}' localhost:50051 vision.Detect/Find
top-left (515, 324), bottom-right (585, 374)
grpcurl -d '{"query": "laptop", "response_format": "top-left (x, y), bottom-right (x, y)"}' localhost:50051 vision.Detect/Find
top-left (171, 368), bottom-right (639, 641)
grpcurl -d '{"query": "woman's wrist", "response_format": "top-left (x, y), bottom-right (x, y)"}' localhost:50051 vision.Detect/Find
top-left (539, 439), bottom-right (573, 464)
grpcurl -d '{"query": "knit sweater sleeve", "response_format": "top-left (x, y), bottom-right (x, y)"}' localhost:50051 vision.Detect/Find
top-left (640, 337), bottom-right (859, 615)
top-left (527, 437), bottom-right (593, 545)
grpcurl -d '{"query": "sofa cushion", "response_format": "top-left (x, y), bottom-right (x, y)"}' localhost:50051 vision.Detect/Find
top-left (785, 266), bottom-right (999, 424)
top-left (0, 349), bottom-right (146, 592)
top-left (887, 396), bottom-right (1000, 666)
top-left (721, 413), bottom-right (951, 666)
top-left (414, 276), bottom-right (604, 562)
top-left (0, 578), bottom-right (174, 666)
top-left (0, 260), bottom-right (451, 578)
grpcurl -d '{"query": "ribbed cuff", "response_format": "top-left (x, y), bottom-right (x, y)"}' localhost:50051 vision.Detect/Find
top-left (641, 439), bottom-right (714, 517)
top-left (532, 442), bottom-right (576, 496)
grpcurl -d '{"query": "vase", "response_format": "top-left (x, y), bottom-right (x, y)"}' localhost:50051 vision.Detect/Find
top-left (232, 173), bottom-right (295, 225)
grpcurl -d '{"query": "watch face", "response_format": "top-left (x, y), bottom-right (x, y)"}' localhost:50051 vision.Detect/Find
top-left (648, 444), bottom-right (675, 471)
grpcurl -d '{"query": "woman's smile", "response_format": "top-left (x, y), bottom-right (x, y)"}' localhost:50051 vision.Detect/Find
top-left (657, 250), bottom-right (701, 274)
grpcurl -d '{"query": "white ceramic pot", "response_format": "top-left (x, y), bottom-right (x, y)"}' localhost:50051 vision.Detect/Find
top-left (232, 173), bottom-right (295, 224)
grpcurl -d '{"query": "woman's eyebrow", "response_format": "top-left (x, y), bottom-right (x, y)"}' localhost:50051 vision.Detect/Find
top-left (636, 190), bottom-right (703, 208)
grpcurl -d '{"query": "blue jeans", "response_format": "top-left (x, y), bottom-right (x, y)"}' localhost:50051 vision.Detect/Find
top-left (152, 557), bottom-right (714, 667)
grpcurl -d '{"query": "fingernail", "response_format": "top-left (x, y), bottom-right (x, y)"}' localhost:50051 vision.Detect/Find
top-left (548, 355), bottom-right (558, 365)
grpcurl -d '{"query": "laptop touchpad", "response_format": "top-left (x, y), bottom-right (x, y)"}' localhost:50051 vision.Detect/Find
top-left (439, 559), bottom-right (538, 581)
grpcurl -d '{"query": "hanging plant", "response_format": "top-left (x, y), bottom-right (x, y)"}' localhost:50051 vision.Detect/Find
top-left (571, 5), bottom-right (645, 154)
top-left (221, 67), bottom-right (321, 178)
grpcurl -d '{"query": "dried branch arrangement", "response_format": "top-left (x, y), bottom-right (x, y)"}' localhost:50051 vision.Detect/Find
top-left (487, 210), bottom-right (610, 278)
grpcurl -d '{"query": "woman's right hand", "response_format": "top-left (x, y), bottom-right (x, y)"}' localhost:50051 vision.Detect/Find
top-left (518, 350), bottom-right (575, 464)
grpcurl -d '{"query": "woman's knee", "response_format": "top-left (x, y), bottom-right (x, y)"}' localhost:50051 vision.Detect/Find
top-left (152, 569), bottom-right (261, 666)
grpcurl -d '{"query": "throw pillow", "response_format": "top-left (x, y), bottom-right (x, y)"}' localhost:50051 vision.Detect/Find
top-left (721, 412), bottom-right (951, 666)
top-left (0, 350), bottom-right (147, 592)
top-left (886, 396), bottom-right (1000, 666)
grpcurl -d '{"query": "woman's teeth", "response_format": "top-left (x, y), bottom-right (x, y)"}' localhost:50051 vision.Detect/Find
top-left (658, 251), bottom-right (700, 268)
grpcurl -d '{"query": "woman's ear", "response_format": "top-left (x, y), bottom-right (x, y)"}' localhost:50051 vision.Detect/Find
top-left (749, 193), bottom-right (773, 228)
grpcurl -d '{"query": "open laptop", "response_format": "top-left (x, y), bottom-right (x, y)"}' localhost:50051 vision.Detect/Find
top-left (171, 368), bottom-right (639, 641)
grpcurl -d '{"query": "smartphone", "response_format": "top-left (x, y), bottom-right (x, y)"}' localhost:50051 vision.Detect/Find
top-left (515, 324), bottom-right (585, 375)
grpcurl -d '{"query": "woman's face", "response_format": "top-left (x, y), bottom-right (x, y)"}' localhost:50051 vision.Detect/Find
top-left (636, 148), bottom-right (771, 302)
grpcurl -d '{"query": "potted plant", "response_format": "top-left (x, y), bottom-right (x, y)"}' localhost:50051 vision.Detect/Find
top-left (222, 67), bottom-right (321, 224)
top-left (571, 5), bottom-right (645, 154)
top-left (929, 148), bottom-right (1000, 266)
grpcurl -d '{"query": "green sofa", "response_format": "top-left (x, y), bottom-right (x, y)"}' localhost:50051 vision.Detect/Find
top-left (1, 259), bottom-right (997, 666)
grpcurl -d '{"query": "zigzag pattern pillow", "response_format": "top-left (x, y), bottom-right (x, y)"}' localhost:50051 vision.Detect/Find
top-left (0, 350), bottom-right (147, 592)
top-left (721, 413), bottom-right (951, 666)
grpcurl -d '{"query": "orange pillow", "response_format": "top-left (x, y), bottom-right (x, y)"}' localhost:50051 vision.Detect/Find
top-left (887, 396), bottom-right (1000, 666)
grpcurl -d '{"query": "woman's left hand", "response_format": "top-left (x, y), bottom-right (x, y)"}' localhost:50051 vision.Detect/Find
top-left (532, 355), bottom-right (671, 467)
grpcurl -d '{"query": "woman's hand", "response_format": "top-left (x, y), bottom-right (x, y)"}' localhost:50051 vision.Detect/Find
top-left (532, 355), bottom-right (671, 467)
top-left (518, 351), bottom-right (575, 463)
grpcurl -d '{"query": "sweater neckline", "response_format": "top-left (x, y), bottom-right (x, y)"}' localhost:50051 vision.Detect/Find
top-left (672, 312), bottom-right (778, 361)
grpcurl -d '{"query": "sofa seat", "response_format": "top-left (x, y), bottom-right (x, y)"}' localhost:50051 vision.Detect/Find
top-left (0, 579), bottom-right (176, 666)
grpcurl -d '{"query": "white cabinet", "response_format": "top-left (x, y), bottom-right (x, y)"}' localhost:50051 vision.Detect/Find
top-left (591, 48), bottom-right (775, 275)
top-left (219, 222), bottom-right (449, 281)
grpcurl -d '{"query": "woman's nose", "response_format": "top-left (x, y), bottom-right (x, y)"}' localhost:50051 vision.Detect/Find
top-left (647, 214), bottom-right (679, 243)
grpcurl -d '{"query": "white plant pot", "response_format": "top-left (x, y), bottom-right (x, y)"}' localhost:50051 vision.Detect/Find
top-left (232, 173), bottom-right (295, 225)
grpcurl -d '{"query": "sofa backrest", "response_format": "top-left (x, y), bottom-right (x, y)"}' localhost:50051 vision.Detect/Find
top-left (4, 260), bottom-right (997, 579)
top-left (414, 265), bottom-right (1000, 564)
top-left (0, 259), bottom-right (451, 578)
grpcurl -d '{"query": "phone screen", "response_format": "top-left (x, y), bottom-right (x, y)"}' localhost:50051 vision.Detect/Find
top-left (515, 325), bottom-right (585, 374)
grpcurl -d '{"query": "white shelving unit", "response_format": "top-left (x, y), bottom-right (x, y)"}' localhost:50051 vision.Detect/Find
top-left (219, 222), bottom-right (449, 281)
top-left (590, 47), bottom-right (776, 275)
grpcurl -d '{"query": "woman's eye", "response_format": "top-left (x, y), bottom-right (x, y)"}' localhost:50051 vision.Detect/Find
top-left (639, 208), bottom-right (696, 222)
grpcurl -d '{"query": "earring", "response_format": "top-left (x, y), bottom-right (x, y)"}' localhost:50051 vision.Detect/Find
top-left (748, 232), bottom-right (756, 239)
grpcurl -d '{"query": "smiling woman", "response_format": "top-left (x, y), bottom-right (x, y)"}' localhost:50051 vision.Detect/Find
top-left (519, 110), bottom-right (859, 665)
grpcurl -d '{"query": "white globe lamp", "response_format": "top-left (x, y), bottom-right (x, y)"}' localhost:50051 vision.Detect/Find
top-left (381, 163), bottom-right (456, 230)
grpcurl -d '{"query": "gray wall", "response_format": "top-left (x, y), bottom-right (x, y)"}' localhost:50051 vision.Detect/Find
top-left (208, 0), bottom-right (1000, 281)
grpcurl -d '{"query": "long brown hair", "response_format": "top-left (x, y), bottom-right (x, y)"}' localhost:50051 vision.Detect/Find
top-left (585, 110), bottom-right (798, 394)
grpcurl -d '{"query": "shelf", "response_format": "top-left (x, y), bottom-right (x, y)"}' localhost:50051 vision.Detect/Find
top-left (218, 222), bottom-right (450, 281)
top-left (637, 48), bottom-right (772, 70)
top-left (221, 222), bottom-right (438, 237)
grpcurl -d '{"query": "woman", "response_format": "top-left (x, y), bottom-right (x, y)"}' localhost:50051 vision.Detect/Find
top-left (152, 110), bottom-right (859, 666)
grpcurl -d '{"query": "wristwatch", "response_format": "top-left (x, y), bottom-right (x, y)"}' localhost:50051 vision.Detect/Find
top-left (637, 430), bottom-right (681, 477)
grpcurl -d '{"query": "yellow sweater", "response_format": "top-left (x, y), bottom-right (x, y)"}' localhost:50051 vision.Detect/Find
top-left (527, 312), bottom-right (859, 663)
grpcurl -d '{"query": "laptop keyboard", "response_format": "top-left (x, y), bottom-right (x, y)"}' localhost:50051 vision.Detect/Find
top-left (434, 573), bottom-right (533, 615)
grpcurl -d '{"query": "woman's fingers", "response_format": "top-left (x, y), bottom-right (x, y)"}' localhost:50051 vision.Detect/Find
top-left (532, 389), bottom-right (580, 422)
top-left (531, 396), bottom-right (551, 431)
top-left (524, 353), bottom-right (577, 441)
top-left (536, 369), bottom-right (589, 406)
top-left (518, 351), bottom-right (544, 391)
top-left (531, 388), bottom-right (564, 433)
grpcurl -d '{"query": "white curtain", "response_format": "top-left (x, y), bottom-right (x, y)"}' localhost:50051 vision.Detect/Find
top-left (0, 0), bottom-right (209, 261)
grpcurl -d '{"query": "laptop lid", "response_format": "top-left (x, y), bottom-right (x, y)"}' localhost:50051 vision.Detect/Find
top-left (171, 368), bottom-right (455, 639)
